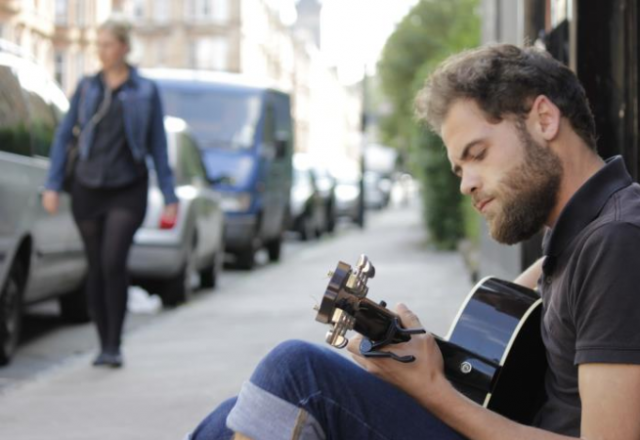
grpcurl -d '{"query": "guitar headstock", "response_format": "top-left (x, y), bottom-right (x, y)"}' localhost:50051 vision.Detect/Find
top-left (314, 255), bottom-right (376, 348)
top-left (314, 255), bottom-right (425, 362)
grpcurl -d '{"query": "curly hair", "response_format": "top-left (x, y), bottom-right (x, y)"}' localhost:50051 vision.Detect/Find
top-left (415, 44), bottom-right (597, 150)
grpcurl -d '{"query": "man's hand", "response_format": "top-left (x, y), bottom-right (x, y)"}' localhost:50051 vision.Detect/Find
top-left (42, 190), bottom-right (60, 215)
top-left (346, 303), bottom-right (449, 405)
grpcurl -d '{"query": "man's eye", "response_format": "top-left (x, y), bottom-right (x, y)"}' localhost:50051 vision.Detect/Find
top-left (473, 150), bottom-right (486, 160)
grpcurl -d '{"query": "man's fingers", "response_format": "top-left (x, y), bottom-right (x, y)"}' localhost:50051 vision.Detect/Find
top-left (395, 303), bottom-right (422, 328)
top-left (346, 334), bottom-right (363, 355)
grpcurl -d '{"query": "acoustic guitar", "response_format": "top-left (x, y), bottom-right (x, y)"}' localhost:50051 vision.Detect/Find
top-left (315, 255), bottom-right (547, 424)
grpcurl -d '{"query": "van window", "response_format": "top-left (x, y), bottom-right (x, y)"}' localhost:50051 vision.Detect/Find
top-left (0, 65), bottom-right (31, 156)
top-left (159, 86), bottom-right (262, 151)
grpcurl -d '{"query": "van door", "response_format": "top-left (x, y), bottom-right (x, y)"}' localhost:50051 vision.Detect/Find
top-left (260, 92), bottom-right (293, 240)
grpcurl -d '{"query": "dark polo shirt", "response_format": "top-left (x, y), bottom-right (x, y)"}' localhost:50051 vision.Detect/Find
top-left (533, 156), bottom-right (640, 435)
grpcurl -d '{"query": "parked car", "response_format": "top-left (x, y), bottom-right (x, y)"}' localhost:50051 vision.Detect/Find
top-left (333, 167), bottom-right (364, 227)
top-left (142, 69), bottom-right (293, 269)
top-left (311, 162), bottom-right (338, 233)
top-left (364, 170), bottom-right (393, 210)
top-left (128, 117), bottom-right (225, 307)
top-left (0, 41), bottom-right (88, 365)
top-left (289, 154), bottom-right (325, 240)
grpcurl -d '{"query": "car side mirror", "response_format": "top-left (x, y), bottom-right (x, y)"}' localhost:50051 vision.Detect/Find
top-left (208, 175), bottom-right (233, 186)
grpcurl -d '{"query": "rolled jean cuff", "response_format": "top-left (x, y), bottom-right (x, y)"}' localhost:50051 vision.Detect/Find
top-left (226, 381), bottom-right (326, 440)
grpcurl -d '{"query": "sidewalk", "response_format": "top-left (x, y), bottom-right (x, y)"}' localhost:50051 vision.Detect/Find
top-left (0, 200), bottom-right (474, 440)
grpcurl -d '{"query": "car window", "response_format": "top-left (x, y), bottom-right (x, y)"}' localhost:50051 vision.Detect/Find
top-left (25, 87), bottom-right (57, 158)
top-left (179, 133), bottom-right (207, 183)
top-left (15, 63), bottom-right (61, 158)
top-left (0, 65), bottom-right (31, 156)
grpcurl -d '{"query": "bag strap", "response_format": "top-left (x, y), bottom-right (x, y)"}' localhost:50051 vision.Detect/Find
top-left (76, 77), bottom-right (111, 138)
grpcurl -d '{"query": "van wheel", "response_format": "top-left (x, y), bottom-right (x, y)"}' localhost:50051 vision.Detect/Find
top-left (59, 282), bottom-right (90, 323)
top-left (266, 236), bottom-right (282, 262)
top-left (200, 252), bottom-right (221, 289)
top-left (0, 260), bottom-right (25, 365)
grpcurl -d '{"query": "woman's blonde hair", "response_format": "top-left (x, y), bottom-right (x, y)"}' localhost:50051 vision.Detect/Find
top-left (98, 15), bottom-right (132, 47)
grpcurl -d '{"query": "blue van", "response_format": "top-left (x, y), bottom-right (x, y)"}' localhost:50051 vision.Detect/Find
top-left (143, 69), bottom-right (293, 269)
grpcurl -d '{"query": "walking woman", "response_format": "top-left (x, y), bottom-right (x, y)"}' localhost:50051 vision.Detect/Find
top-left (43, 17), bottom-right (178, 368)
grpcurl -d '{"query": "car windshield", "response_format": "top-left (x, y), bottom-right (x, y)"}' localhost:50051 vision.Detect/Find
top-left (160, 87), bottom-right (263, 151)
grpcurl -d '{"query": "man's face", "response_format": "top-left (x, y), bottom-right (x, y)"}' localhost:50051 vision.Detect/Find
top-left (441, 99), bottom-right (562, 244)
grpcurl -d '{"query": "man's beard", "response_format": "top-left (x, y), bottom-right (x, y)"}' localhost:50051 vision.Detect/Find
top-left (485, 123), bottom-right (563, 245)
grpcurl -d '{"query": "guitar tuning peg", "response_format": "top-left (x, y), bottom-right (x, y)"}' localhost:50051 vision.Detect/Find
top-left (357, 255), bottom-right (375, 279)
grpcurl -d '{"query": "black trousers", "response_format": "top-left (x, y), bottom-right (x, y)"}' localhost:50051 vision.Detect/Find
top-left (71, 177), bottom-right (147, 353)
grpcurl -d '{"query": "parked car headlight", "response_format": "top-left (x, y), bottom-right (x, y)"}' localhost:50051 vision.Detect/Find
top-left (220, 192), bottom-right (252, 212)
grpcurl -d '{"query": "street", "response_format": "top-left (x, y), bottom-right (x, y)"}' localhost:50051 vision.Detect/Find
top-left (0, 199), bottom-right (474, 439)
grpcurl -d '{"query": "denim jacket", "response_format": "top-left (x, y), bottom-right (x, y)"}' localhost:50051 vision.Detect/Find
top-left (46, 67), bottom-right (178, 204)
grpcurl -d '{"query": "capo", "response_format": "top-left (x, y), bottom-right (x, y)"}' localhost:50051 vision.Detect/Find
top-left (359, 316), bottom-right (426, 363)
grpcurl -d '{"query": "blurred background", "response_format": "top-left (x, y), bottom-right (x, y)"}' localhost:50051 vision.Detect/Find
top-left (0, 0), bottom-right (639, 370)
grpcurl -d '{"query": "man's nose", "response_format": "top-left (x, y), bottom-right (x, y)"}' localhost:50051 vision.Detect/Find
top-left (460, 170), bottom-right (480, 196)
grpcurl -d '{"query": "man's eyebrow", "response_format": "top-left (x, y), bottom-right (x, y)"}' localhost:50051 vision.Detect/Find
top-left (451, 139), bottom-right (485, 175)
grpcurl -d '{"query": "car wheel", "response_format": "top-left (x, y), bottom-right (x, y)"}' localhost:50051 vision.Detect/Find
top-left (0, 260), bottom-right (25, 365)
top-left (266, 235), bottom-right (282, 262)
top-left (200, 251), bottom-right (221, 289)
top-left (161, 242), bottom-right (196, 307)
top-left (300, 214), bottom-right (314, 241)
top-left (326, 204), bottom-right (336, 233)
top-left (59, 282), bottom-right (90, 323)
top-left (236, 246), bottom-right (255, 270)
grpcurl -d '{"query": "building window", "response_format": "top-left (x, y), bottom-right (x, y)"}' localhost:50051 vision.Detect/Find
top-left (76, 0), bottom-right (85, 27)
top-left (186, 0), bottom-right (228, 22)
top-left (76, 52), bottom-right (85, 79)
top-left (195, 38), bottom-right (213, 69)
top-left (191, 37), bottom-right (228, 71)
top-left (54, 51), bottom-right (66, 89)
top-left (134, 0), bottom-right (145, 20)
top-left (156, 39), bottom-right (166, 66)
top-left (211, 37), bottom-right (228, 71)
top-left (55, 0), bottom-right (68, 25)
top-left (154, 0), bottom-right (171, 23)
top-left (212, 0), bottom-right (229, 22)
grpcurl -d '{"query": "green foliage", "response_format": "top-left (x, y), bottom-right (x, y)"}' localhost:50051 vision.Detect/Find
top-left (413, 129), bottom-right (464, 249)
top-left (377, 0), bottom-right (480, 249)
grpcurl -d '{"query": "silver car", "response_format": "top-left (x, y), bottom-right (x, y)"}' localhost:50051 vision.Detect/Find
top-left (0, 41), bottom-right (88, 365)
top-left (128, 117), bottom-right (225, 307)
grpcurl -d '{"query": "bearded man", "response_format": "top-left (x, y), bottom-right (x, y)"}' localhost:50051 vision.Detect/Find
top-left (186, 44), bottom-right (640, 440)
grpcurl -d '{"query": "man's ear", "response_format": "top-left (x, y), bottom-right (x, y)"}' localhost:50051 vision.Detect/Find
top-left (528, 95), bottom-right (561, 141)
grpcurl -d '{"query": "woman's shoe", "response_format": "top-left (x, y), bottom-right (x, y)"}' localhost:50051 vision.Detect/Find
top-left (103, 351), bottom-right (123, 368)
top-left (92, 352), bottom-right (108, 366)
top-left (92, 351), bottom-right (123, 368)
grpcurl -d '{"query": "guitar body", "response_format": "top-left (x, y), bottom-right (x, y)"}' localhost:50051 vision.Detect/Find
top-left (439, 277), bottom-right (547, 424)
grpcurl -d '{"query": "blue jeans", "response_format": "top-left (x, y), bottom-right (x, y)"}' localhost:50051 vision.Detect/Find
top-left (191, 340), bottom-right (465, 440)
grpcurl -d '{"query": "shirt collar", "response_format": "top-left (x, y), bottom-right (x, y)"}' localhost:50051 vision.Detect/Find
top-left (542, 155), bottom-right (633, 274)
top-left (95, 64), bottom-right (138, 90)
